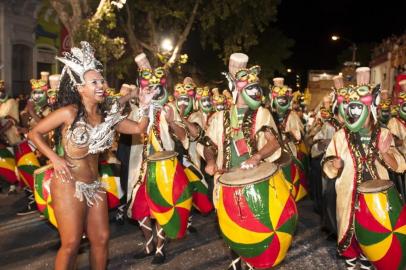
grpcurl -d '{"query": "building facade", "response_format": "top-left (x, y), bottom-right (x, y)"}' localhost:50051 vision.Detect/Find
top-left (0, 0), bottom-right (68, 97)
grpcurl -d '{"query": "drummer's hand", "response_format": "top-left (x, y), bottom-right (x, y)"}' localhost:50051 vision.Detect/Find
top-left (139, 86), bottom-right (158, 108)
top-left (378, 133), bottom-right (393, 154)
top-left (51, 156), bottom-right (74, 182)
top-left (241, 153), bottom-right (261, 170)
top-left (332, 157), bottom-right (343, 170)
top-left (205, 160), bottom-right (218, 176)
top-left (164, 105), bottom-right (175, 123)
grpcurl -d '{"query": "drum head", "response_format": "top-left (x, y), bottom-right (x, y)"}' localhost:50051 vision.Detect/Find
top-left (275, 150), bottom-right (292, 166)
top-left (147, 151), bottom-right (178, 161)
top-left (219, 162), bottom-right (278, 186)
top-left (34, 164), bottom-right (54, 176)
top-left (358, 179), bottom-right (394, 193)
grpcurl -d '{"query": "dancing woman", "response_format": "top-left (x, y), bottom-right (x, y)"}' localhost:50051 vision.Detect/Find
top-left (28, 42), bottom-right (154, 270)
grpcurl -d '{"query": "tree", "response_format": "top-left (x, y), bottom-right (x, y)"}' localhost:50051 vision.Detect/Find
top-left (121, 0), bottom-right (281, 67)
top-left (49, 0), bottom-right (126, 71)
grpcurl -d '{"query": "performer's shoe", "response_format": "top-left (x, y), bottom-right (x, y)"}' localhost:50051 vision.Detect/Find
top-left (359, 254), bottom-right (373, 270)
top-left (16, 201), bottom-right (37, 216)
top-left (7, 185), bottom-right (17, 195)
top-left (151, 251), bottom-right (165, 265)
top-left (114, 206), bottom-right (125, 225)
top-left (344, 257), bottom-right (357, 270)
top-left (187, 225), bottom-right (198, 234)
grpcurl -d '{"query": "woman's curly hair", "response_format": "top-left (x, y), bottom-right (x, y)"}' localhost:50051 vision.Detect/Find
top-left (54, 70), bottom-right (107, 146)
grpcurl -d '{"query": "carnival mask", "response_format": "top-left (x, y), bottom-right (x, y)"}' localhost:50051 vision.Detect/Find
top-left (271, 86), bottom-right (292, 113)
top-left (212, 92), bottom-right (226, 112)
top-left (196, 86), bottom-right (212, 113)
top-left (233, 66), bottom-right (263, 110)
top-left (47, 89), bottom-right (58, 105)
top-left (336, 84), bottom-right (380, 132)
top-left (397, 92), bottom-right (406, 121)
top-left (30, 79), bottom-right (48, 107)
top-left (379, 98), bottom-right (391, 123)
top-left (138, 67), bottom-right (168, 106)
top-left (320, 106), bottom-right (333, 121)
top-left (174, 82), bottom-right (195, 116)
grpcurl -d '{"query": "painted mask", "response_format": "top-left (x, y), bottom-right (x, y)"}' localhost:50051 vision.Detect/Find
top-left (271, 85), bottom-right (292, 113)
top-left (30, 79), bottom-right (48, 107)
top-left (234, 65), bottom-right (263, 110)
top-left (174, 82), bottom-right (195, 116)
top-left (138, 67), bottom-right (168, 106)
top-left (196, 86), bottom-right (212, 113)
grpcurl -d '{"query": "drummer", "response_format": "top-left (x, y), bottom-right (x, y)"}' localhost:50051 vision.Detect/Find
top-left (127, 53), bottom-right (188, 265)
top-left (0, 79), bottom-right (21, 194)
top-left (387, 79), bottom-right (406, 155)
top-left (172, 78), bottom-right (213, 227)
top-left (269, 77), bottom-right (308, 200)
top-left (322, 67), bottom-right (406, 270)
top-left (202, 53), bottom-right (281, 270)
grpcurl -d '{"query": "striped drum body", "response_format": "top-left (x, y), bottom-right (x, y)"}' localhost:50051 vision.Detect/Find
top-left (182, 159), bottom-right (213, 215)
top-left (0, 146), bottom-right (18, 184)
top-left (34, 165), bottom-right (57, 227)
top-left (99, 161), bottom-right (124, 209)
top-left (217, 163), bottom-right (298, 269)
top-left (145, 151), bottom-right (192, 239)
top-left (14, 140), bottom-right (40, 189)
top-left (355, 180), bottom-right (406, 270)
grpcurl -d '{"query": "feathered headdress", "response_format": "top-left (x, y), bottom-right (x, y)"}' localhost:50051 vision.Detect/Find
top-left (56, 41), bottom-right (103, 85)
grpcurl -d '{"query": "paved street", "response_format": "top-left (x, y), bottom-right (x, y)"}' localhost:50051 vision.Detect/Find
top-left (0, 190), bottom-right (345, 270)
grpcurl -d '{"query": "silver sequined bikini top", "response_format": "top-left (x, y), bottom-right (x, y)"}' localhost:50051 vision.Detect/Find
top-left (66, 100), bottom-right (126, 158)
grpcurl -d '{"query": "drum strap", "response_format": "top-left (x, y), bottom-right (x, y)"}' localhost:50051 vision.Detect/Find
top-left (344, 257), bottom-right (357, 270)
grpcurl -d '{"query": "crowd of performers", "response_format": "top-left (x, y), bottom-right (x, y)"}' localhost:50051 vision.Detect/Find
top-left (1, 41), bottom-right (406, 270)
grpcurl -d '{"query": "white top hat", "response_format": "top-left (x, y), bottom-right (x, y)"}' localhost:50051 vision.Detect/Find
top-left (134, 53), bottom-right (152, 70)
top-left (333, 75), bottom-right (344, 89)
top-left (40, 71), bottom-right (50, 81)
top-left (49, 74), bottom-right (61, 89)
top-left (273, 77), bottom-right (284, 87)
top-left (356, 67), bottom-right (370, 85)
top-left (183, 77), bottom-right (194, 85)
top-left (228, 53), bottom-right (249, 77)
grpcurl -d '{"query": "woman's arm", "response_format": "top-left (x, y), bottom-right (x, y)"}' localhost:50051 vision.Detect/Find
top-left (28, 106), bottom-right (76, 181)
top-left (115, 117), bottom-right (149, 134)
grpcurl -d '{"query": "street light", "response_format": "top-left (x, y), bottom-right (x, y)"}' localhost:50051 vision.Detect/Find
top-left (287, 68), bottom-right (292, 73)
top-left (161, 39), bottom-right (173, 52)
top-left (331, 34), bottom-right (357, 63)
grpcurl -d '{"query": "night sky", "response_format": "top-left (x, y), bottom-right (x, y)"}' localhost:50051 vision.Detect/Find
top-left (276, 0), bottom-right (406, 73)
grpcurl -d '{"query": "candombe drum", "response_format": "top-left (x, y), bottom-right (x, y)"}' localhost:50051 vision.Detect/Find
top-left (183, 160), bottom-right (213, 215)
top-left (354, 179), bottom-right (406, 270)
top-left (14, 140), bottom-right (40, 189)
top-left (34, 164), bottom-right (57, 227)
top-left (99, 160), bottom-right (124, 209)
top-left (274, 150), bottom-right (299, 199)
top-left (145, 151), bottom-right (192, 239)
top-left (217, 162), bottom-right (298, 269)
top-left (0, 146), bottom-right (19, 185)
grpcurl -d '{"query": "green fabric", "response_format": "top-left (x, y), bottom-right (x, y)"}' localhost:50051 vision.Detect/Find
top-left (230, 107), bottom-right (250, 167)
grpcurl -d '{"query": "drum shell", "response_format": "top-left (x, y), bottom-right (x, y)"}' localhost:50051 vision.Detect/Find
top-left (216, 169), bottom-right (298, 269)
top-left (0, 146), bottom-right (19, 184)
top-left (99, 161), bottom-right (124, 209)
top-left (276, 153), bottom-right (300, 200)
top-left (355, 183), bottom-right (406, 270)
top-left (34, 165), bottom-right (58, 227)
top-left (14, 140), bottom-right (40, 189)
top-left (145, 155), bottom-right (192, 239)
